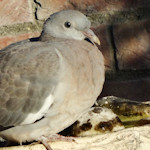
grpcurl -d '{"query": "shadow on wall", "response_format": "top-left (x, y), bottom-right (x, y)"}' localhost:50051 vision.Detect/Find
top-left (100, 77), bottom-right (150, 102)
top-left (113, 19), bottom-right (150, 70)
top-left (98, 20), bottom-right (150, 102)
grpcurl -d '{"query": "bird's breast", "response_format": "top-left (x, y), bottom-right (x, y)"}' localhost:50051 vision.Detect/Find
top-left (48, 40), bottom-right (105, 115)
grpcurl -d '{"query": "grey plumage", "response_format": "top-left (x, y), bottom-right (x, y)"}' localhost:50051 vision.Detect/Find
top-left (0, 41), bottom-right (60, 126)
top-left (0, 10), bottom-right (105, 145)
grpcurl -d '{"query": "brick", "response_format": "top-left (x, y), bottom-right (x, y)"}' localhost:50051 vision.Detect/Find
top-left (92, 25), bottom-right (115, 71)
top-left (35, 0), bottom-right (150, 20)
top-left (35, 0), bottom-right (70, 20)
top-left (100, 77), bottom-right (150, 102)
top-left (113, 20), bottom-right (150, 70)
top-left (0, 32), bottom-right (40, 50)
top-left (0, 0), bottom-right (34, 26)
top-left (69, 0), bottom-right (150, 12)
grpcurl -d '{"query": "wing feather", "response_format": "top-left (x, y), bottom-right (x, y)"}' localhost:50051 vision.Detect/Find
top-left (0, 41), bottom-right (60, 127)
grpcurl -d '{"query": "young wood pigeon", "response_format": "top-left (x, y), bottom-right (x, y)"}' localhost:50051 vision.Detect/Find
top-left (0, 10), bottom-right (105, 149)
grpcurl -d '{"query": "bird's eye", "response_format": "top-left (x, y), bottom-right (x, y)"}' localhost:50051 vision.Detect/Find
top-left (64, 21), bottom-right (71, 28)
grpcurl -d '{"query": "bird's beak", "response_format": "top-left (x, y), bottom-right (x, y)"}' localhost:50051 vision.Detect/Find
top-left (82, 29), bottom-right (100, 45)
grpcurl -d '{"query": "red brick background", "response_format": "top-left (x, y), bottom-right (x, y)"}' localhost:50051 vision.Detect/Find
top-left (0, 0), bottom-right (150, 101)
top-left (0, 0), bottom-right (33, 26)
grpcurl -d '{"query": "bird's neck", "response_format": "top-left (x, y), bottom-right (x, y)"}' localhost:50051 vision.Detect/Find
top-left (39, 31), bottom-right (56, 41)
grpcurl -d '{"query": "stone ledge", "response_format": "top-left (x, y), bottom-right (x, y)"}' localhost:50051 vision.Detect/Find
top-left (0, 125), bottom-right (150, 150)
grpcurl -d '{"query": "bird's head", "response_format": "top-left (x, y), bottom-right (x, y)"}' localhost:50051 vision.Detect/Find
top-left (41, 10), bottom-right (100, 45)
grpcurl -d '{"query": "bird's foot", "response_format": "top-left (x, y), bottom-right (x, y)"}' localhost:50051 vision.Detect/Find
top-left (38, 135), bottom-right (52, 150)
top-left (38, 134), bottom-right (76, 150)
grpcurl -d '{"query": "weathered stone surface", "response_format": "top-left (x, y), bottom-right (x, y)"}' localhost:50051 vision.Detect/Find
top-left (113, 20), bottom-right (150, 70)
top-left (0, 0), bottom-right (34, 26)
top-left (0, 32), bottom-right (40, 50)
top-left (92, 25), bottom-right (115, 71)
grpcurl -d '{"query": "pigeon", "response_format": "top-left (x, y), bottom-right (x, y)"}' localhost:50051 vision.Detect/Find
top-left (0, 10), bottom-right (105, 149)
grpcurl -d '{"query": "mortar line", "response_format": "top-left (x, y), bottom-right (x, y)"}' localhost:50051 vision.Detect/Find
top-left (108, 25), bottom-right (119, 71)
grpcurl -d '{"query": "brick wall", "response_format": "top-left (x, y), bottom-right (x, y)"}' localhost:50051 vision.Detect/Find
top-left (0, 0), bottom-right (150, 101)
